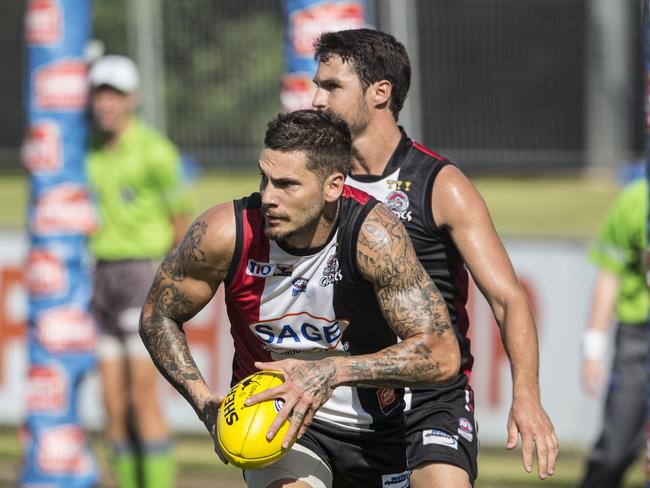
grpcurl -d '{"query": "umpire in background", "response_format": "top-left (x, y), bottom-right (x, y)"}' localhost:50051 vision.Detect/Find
top-left (87, 54), bottom-right (192, 488)
top-left (578, 178), bottom-right (649, 488)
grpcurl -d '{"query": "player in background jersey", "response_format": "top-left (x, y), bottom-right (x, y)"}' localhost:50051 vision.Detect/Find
top-left (139, 109), bottom-right (461, 487)
top-left (311, 29), bottom-right (558, 486)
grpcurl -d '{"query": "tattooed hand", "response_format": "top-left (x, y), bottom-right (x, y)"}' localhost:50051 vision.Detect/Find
top-left (244, 358), bottom-right (338, 449)
top-left (198, 393), bottom-right (229, 464)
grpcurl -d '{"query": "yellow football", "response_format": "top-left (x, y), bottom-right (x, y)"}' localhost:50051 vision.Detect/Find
top-left (217, 370), bottom-right (292, 469)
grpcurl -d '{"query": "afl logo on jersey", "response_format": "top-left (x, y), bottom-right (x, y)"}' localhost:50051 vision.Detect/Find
top-left (319, 253), bottom-right (342, 287)
top-left (291, 277), bottom-right (309, 296)
top-left (385, 190), bottom-right (413, 222)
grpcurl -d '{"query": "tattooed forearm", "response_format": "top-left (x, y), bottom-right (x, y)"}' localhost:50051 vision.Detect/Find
top-left (334, 339), bottom-right (447, 388)
top-left (140, 311), bottom-right (207, 416)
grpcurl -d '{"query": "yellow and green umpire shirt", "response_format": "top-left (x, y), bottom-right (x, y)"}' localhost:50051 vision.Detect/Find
top-left (588, 178), bottom-right (648, 324)
top-left (87, 117), bottom-right (193, 261)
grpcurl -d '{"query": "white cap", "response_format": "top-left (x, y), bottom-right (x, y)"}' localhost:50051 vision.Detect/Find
top-left (88, 55), bottom-right (140, 93)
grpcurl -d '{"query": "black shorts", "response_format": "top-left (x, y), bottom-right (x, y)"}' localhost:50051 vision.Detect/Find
top-left (297, 418), bottom-right (410, 488)
top-left (405, 375), bottom-right (478, 483)
top-left (91, 259), bottom-right (155, 339)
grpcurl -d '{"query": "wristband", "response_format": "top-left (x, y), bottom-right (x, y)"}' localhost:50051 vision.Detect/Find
top-left (581, 329), bottom-right (607, 360)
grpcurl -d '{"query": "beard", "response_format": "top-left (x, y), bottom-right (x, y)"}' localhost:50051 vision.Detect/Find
top-left (263, 196), bottom-right (325, 244)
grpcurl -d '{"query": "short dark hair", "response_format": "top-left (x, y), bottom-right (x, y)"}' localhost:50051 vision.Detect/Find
top-left (314, 28), bottom-right (411, 121)
top-left (264, 109), bottom-right (352, 183)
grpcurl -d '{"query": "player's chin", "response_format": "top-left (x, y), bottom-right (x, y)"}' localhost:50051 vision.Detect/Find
top-left (263, 224), bottom-right (290, 241)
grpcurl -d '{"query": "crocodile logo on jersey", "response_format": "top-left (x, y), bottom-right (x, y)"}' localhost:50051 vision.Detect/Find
top-left (385, 190), bottom-right (412, 222)
top-left (291, 277), bottom-right (309, 296)
top-left (274, 263), bottom-right (294, 276)
top-left (319, 253), bottom-right (342, 287)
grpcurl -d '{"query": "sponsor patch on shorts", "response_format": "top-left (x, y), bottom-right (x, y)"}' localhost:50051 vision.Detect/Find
top-left (422, 428), bottom-right (458, 450)
top-left (381, 470), bottom-right (410, 487)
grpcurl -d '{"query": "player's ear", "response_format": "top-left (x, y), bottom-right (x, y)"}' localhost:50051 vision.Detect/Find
top-left (323, 171), bottom-right (345, 203)
top-left (370, 79), bottom-right (392, 108)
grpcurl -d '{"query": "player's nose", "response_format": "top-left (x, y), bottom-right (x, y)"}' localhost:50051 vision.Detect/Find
top-left (311, 88), bottom-right (326, 110)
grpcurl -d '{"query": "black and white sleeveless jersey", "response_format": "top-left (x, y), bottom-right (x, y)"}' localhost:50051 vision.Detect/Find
top-left (224, 188), bottom-right (404, 432)
top-left (345, 130), bottom-right (473, 378)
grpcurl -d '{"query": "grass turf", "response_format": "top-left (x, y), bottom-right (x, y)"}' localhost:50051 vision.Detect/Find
top-left (0, 171), bottom-right (620, 239)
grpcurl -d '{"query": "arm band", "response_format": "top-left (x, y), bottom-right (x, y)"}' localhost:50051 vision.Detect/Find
top-left (581, 329), bottom-right (607, 360)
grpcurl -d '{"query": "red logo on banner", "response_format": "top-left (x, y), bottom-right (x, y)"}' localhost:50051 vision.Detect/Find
top-left (25, 0), bottom-right (62, 45)
top-left (281, 74), bottom-right (316, 112)
top-left (26, 364), bottom-right (67, 413)
top-left (34, 60), bottom-right (88, 110)
top-left (291, 3), bottom-right (365, 56)
top-left (25, 249), bottom-right (67, 297)
top-left (37, 425), bottom-right (94, 475)
top-left (22, 121), bottom-right (62, 173)
top-left (36, 306), bottom-right (97, 353)
top-left (33, 184), bottom-right (98, 235)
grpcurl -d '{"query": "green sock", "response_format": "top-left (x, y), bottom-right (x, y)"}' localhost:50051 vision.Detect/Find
top-left (111, 443), bottom-right (139, 488)
top-left (142, 441), bottom-right (176, 488)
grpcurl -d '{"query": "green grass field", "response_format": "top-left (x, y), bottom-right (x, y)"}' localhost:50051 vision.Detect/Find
top-left (0, 170), bottom-right (621, 239)
top-left (0, 426), bottom-right (644, 487)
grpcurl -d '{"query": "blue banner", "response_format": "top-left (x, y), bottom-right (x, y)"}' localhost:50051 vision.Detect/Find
top-left (21, 0), bottom-right (98, 486)
top-left (281, 0), bottom-right (368, 111)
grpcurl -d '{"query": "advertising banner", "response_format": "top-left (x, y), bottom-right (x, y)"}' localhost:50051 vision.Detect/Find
top-left (22, 1), bottom-right (98, 486)
top-left (281, 0), bottom-right (368, 111)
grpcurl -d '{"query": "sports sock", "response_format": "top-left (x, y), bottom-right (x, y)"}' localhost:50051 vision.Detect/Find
top-left (141, 439), bottom-right (176, 488)
top-left (111, 441), bottom-right (139, 488)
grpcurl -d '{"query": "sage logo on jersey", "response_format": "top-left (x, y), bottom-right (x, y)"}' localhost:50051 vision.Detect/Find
top-left (33, 184), bottom-right (98, 234)
top-left (290, 2), bottom-right (365, 56)
top-left (291, 277), bottom-right (309, 296)
top-left (422, 428), bottom-right (458, 450)
top-left (34, 59), bottom-right (87, 110)
top-left (381, 470), bottom-right (410, 488)
top-left (37, 425), bottom-right (95, 475)
top-left (26, 365), bottom-right (67, 414)
top-left (274, 263), bottom-right (294, 277)
top-left (385, 190), bottom-right (412, 222)
top-left (25, 248), bottom-right (67, 297)
top-left (36, 306), bottom-right (97, 353)
top-left (22, 120), bottom-right (62, 173)
top-left (251, 314), bottom-right (349, 353)
top-left (319, 253), bottom-right (342, 286)
top-left (25, 0), bottom-right (62, 45)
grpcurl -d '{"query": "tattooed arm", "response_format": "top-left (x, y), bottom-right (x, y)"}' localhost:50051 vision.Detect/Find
top-left (139, 203), bottom-right (235, 445)
top-left (249, 203), bottom-right (460, 447)
top-left (335, 202), bottom-right (460, 386)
